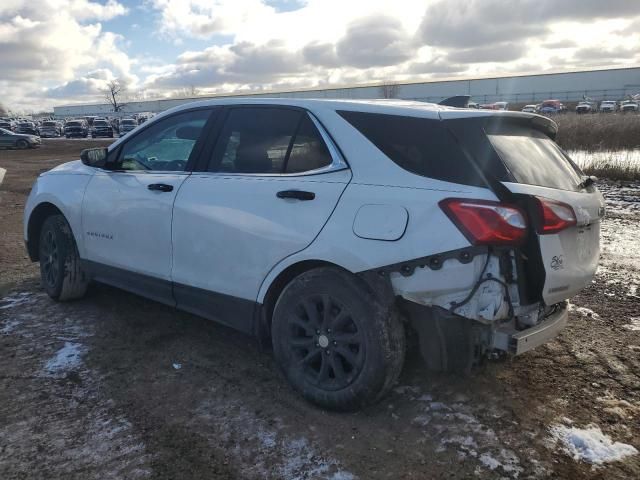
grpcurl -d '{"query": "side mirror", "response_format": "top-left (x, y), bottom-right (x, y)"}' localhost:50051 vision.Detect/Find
top-left (80, 147), bottom-right (108, 167)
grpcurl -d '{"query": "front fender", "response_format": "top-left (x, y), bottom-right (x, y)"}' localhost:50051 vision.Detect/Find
top-left (24, 171), bottom-right (93, 259)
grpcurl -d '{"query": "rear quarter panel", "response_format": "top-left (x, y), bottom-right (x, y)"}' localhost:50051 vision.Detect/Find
top-left (257, 181), bottom-right (497, 302)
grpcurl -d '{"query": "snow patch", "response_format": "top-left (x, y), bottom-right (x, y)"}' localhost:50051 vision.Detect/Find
top-left (1, 319), bottom-right (21, 334)
top-left (194, 401), bottom-right (356, 479)
top-left (172, 363), bottom-right (182, 370)
top-left (0, 292), bottom-right (33, 310)
top-left (550, 424), bottom-right (638, 464)
top-left (568, 304), bottom-right (600, 319)
top-left (44, 342), bottom-right (85, 374)
top-left (623, 318), bottom-right (640, 331)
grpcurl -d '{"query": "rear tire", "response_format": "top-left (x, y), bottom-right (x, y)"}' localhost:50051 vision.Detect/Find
top-left (272, 267), bottom-right (405, 411)
top-left (38, 215), bottom-right (89, 301)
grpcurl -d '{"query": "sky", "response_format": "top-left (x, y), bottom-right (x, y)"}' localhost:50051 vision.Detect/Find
top-left (1, 0), bottom-right (639, 112)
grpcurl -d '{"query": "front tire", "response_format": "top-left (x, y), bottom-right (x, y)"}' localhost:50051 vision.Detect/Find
top-left (16, 139), bottom-right (28, 149)
top-left (39, 215), bottom-right (89, 301)
top-left (272, 267), bottom-right (405, 411)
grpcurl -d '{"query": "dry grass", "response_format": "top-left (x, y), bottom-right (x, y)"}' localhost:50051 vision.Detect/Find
top-left (549, 114), bottom-right (640, 180)
top-left (554, 113), bottom-right (640, 152)
top-left (570, 150), bottom-right (640, 181)
top-left (580, 156), bottom-right (640, 181)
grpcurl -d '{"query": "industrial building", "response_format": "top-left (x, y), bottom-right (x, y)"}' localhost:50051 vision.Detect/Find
top-left (53, 65), bottom-right (640, 118)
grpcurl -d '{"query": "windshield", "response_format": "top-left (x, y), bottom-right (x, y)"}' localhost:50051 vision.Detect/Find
top-left (43, 121), bottom-right (56, 126)
top-left (487, 125), bottom-right (584, 191)
top-left (94, 121), bottom-right (109, 126)
top-left (0, 128), bottom-right (12, 134)
top-left (67, 122), bottom-right (81, 126)
top-left (122, 120), bottom-right (136, 125)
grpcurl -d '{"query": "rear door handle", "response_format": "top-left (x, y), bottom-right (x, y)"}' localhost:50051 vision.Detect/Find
top-left (276, 190), bottom-right (315, 201)
top-left (148, 183), bottom-right (174, 192)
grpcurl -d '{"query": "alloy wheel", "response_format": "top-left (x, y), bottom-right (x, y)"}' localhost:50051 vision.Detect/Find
top-left (287, 294), bottom-right (365, 391)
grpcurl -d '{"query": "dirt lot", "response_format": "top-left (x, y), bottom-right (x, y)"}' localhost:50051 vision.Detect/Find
top-left (1, 140), bottom-right (639, 479)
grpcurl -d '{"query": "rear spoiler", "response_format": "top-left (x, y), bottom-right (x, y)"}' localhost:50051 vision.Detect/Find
top-left (440, 109), bottom-right (558, 140)
top-left (438, 95), bottom-right (470, 108)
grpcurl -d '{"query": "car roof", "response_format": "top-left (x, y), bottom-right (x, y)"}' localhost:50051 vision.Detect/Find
top-left (153, 97), bottom-right (546, 122)
top-left (108, 97), bottom-right (556, 150)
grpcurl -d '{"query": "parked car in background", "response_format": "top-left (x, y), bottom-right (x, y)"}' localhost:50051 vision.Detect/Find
top-left (0, 127), bottom-right (41, 149)
top-left (539, 99), bottom-right (566, 115)
top-left (0, 119), bottom-right (15, 131)
top-left (84, 116), bottom-right (96, 127)
top-left (64, 120), bottom-right (89, 138)
top-left (576, 101), bottom-right (594, 114)
top-left (91, 118), bottom-right (114, 138)
top-left (599, 100), bottom-right (617, 113)
top-left (479, 103), bottom-right (498, 110)
top-left (118, 118), bottom-right (137, 136)
top-left (621, 100), bottom-right (639, 113)
top-left (467, 101), bottom-right (480, 109)
top-left (23, 98), bottom-right (604, 410)
top-left (493, 101), bottom-right (509, 110)
top-left (16, 121), bottom-right (39, 136)
top-left (39, 120), bottom-right (64, 138)
top-left (521, 104), bottom-right (537, 113)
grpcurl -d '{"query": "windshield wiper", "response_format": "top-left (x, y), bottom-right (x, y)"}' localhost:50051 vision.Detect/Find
top-left (577, 175), bottom-right (597, 190)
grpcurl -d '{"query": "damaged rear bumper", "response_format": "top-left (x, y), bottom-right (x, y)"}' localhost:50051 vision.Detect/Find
top-left (491, 304), bottom-right (568, 355)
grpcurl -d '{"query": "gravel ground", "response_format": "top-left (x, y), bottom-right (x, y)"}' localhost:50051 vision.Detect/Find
top-left (1, 140), bottom-right (639, 479)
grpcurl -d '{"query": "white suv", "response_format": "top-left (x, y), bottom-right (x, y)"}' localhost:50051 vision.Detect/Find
top-left (24, 99), bottom-right (604, 410)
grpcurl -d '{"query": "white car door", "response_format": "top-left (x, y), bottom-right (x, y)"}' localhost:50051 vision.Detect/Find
top-left (82, 108), bottom-right (214, 303)
top-left (171, 107), bottom-right (351, 331)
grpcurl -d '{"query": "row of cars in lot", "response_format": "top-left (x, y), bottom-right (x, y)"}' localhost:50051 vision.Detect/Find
top-left (0, 115), bottom-right (144, 148)
top-left (521, 98), bottom-right (639, 114)
top-left (471, 98), bottom-right (639, 114)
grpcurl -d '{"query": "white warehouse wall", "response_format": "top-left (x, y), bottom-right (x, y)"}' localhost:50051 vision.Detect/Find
top-left (53, 66), bottom-right (640, 118)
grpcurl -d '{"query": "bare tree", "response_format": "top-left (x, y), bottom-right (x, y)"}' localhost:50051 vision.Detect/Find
top-left (379, 81), bottom-right (399, 99)
top-left (104, 80), bottom-right (127, 112)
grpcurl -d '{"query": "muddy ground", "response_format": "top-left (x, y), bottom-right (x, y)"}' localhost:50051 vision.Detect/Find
top-left (1, 140), bottom-right (639, 479)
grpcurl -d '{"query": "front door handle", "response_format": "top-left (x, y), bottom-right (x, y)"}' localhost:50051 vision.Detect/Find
top-left (276, 190), bottom-right (315, 201)
top-left (148, 183), bottom-right (174, 192)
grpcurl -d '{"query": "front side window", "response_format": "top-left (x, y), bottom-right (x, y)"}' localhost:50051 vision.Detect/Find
top-left (208, 108), bottom-right (335, 174)
top-left (118, 109), bottom-right (211, 172)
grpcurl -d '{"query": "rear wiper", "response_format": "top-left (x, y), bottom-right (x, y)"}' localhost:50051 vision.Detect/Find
top-left (577, 175), bottom-right (597, 190)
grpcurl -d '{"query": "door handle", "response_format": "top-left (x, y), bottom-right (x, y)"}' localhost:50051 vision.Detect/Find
top-left (148, 183), bottom-right (174, 192)
top-left (276, 190), bottom-right (315, 201)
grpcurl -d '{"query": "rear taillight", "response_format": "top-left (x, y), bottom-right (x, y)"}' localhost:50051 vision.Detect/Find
top-left (439, 198), bottom-right (527, 246)
top-left (535, 196), bottom-right (576, 234)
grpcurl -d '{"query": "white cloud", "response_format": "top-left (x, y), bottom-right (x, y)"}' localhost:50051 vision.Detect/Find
top-left (2, 0), bottom-right (640, 111)
top-left (0, 0), bottom-right (131, 111)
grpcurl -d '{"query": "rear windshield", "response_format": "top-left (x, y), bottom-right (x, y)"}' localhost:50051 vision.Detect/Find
top-left (94, 121), bottom-right (109, 126)
top-left (67, 121), bottom-right (81, 126)
top-left (337, 111), bottom-right (485, 186)
top-left (122, 120), bottom-right (136, 125)
top-left (43, 121), bottom-right (56, 126)
top-left (486, 125), bottom-right (583, 191)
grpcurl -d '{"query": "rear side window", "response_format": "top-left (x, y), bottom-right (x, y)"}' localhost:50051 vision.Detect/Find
top-left (209, 108), bottom-right (334, 174)
top-left (285, 115), bottom-right (333, 173)
top-left (338, 111), bottom-right (484, 186)
top-left (210, 108), bottom-right (301, 174)
top-left (486, 125), bottom-right (583, 191)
